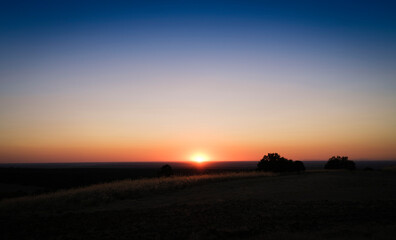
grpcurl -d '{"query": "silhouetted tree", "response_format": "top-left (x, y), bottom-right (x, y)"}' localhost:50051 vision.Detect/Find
top-left (158, 164), bottom-right (173, 177)
top-left (257, 153), bottom-right (305, 172)
top-left (324, 156), bottom-right (355, 170)
top-left (294, 161), bottom-right (306, 172)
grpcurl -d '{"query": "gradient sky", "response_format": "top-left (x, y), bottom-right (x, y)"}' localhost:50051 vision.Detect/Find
top-left (1, 0), bottom-right (395, 162)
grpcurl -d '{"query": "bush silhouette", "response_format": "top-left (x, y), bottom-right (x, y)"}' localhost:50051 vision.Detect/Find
top-left (257, 153), bottom-right (305, 172)
top-left (158, 164), bottom-right (173, 177)
top-left (294, 161), bottom-right (306, 172)
top-left (324, 156), bottom-right (356, 170)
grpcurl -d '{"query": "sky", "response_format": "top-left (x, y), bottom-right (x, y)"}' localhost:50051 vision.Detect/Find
top-left (0, 0), bottom-right (395, 162)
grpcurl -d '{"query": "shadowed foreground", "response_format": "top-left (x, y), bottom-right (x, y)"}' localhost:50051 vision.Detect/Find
top-left (1, 170), bottom-right (396, 239)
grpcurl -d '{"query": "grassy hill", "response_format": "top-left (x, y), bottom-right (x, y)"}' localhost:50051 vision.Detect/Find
top-left (1, 170), bottom-right (396, 239)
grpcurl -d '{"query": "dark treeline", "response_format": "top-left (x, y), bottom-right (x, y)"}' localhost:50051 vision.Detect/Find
top-left (325, 156), bottom-right (356, 170)
top-left (257, 153), bottom-right (305, 172)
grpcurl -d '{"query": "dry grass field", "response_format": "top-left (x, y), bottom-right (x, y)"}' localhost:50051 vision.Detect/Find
top-left (0, 171), bottom-right (276, 214)
top-left (1, 170), bottom-right (396, 239)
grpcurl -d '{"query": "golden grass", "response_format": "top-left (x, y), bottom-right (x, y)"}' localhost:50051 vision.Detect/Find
top-left (0, 171), bottom-right (276, 214)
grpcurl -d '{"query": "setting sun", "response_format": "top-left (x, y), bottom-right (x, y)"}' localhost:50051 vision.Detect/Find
top-left (191, 154), bottom-right (208, 163)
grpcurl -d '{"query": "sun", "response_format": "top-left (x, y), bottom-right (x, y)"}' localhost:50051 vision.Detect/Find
top-left (191, 154), bottom-right (208, 163)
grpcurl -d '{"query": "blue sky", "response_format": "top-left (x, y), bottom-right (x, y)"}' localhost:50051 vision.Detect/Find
top-left (0, 1), bottom-right (395, 162)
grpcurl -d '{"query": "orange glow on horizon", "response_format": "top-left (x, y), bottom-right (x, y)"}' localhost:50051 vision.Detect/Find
top-left (0, 133), bottom-right (396, 163)
top-left (190, 153), bottom-right (209, 163)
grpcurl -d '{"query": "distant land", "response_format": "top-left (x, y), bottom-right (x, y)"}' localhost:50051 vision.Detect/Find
top-left (1, 160), bottom-right (396, 170)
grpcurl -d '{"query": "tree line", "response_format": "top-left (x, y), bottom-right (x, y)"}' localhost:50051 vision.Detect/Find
top-left (257, 153), bottom-right (356, 172)
top-left (158, 153), bottom-right (356, 177)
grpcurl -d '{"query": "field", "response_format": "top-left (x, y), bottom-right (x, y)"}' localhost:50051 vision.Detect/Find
top-left (1, 170), bottom-right (396, 239)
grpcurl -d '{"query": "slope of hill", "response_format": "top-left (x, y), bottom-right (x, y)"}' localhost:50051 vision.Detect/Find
top-left (1, 170), bottom-right (396, 239)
